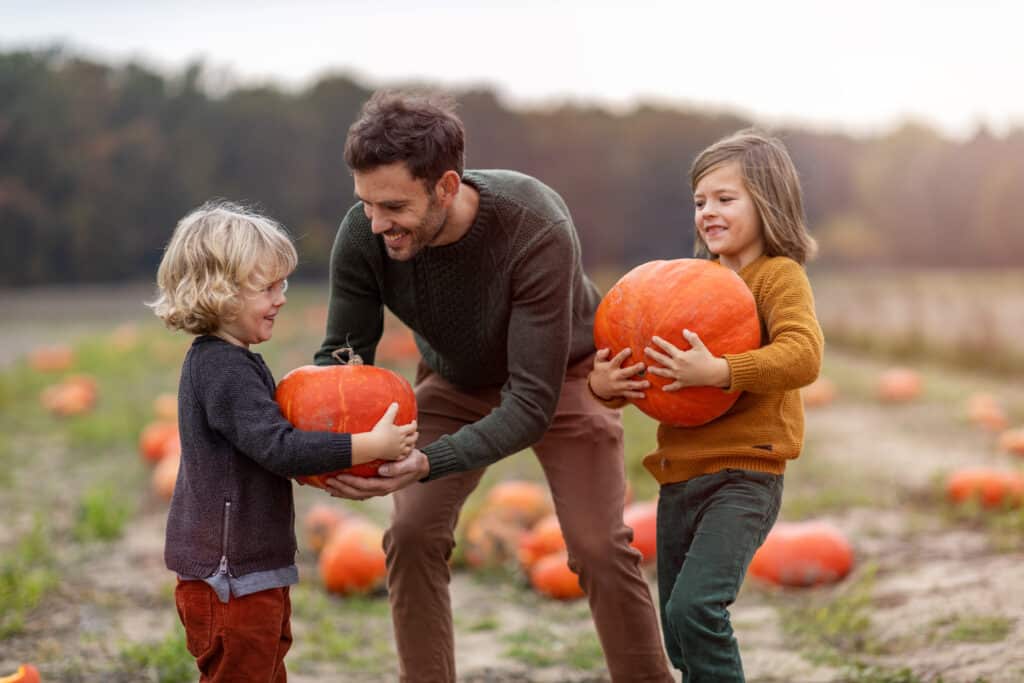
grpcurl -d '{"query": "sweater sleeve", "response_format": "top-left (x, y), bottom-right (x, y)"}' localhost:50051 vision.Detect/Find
top-left (194, 350), bottom-right (354, 478)
top-left (420, 223), bottom-right (575, 479)
top-left (723, 261), bottom-right (823, 394)
top-left (314, 206), bottom-right (385, 367)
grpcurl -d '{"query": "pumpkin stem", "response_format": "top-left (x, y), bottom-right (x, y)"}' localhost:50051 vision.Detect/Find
top-left (330, 345), bottom-right (364, 366)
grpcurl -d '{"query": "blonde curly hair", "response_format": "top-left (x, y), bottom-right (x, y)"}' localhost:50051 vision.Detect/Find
top-left (148, 201), bottom-right (297, 334)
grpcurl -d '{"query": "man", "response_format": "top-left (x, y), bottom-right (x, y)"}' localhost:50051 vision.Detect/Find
top-left (315, 90), bottom-right (672, 682)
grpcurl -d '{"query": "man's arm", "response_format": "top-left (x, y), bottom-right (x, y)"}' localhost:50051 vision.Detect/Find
top-left (315, 206), bottom-right (385, 366)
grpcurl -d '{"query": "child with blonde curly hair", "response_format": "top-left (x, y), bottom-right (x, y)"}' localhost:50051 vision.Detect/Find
top-left (149, 200), bottom-right (417, 681)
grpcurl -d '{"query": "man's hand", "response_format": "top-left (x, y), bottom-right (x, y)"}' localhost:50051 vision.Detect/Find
top-left (322, 449), bottom-right (431, 500)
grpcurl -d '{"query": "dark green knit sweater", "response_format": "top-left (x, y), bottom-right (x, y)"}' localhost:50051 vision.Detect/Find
top-left (315, 170), bottom-right (602, 479)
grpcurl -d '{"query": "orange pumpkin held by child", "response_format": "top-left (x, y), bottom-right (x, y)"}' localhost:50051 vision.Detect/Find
top-left (593, 259), bottom-right (761, 427)
top-left (276, 348), bottom-right (417, 488)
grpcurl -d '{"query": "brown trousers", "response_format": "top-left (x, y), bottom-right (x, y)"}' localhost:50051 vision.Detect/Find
top-left (383, 356), bottom-right (673, 682)
top-left (174, 580), bottom-right (292, 683)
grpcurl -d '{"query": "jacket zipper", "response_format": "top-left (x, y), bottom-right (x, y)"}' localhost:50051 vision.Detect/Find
top-left (219, 500), bottom-right (231, 575)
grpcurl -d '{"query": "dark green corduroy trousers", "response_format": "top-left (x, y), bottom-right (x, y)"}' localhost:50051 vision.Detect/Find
top-left (656, 468), bottom-right (783, 682)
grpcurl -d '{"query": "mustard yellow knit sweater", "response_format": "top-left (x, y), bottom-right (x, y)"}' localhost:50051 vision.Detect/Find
top-left (626, 255), bottom-right (824, 485)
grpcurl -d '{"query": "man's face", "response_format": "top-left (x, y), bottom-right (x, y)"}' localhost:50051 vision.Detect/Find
top-left (353, 162), bottom-right (447, 261)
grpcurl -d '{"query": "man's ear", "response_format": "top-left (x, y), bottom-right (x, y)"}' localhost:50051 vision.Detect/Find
top-left (434, 170), bottom-right (461, 206)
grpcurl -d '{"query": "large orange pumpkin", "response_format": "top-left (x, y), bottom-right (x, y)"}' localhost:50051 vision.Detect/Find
top-left (276, 349), bottom-right (417, 488)
top-left (318, 520), bottom-right (387, 594)
top-left (748, 521), bottom-right (853, 587)
top-left (946, 468), bottom-right (1024, 509)
top-left (0, 664), bottom-right (41, 683)
top-left (593, 259), bottom-right (761, 427)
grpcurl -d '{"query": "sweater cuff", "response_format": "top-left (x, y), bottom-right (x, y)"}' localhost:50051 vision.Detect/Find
top-left (421, 439), bottom-right (462, 482)
top-left (586, 375), bottom-right (629, 409)
top-left (724, 353), bottom-right (759, 392)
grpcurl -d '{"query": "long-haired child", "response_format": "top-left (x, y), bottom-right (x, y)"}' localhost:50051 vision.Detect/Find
top-left (589, 130), bottom-right (824, 682)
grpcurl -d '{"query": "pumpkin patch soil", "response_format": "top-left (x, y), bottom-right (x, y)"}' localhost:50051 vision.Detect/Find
top-left (2, 288), bottom-right (1023, 682)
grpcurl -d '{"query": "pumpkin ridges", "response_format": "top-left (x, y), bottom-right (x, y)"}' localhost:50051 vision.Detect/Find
top-left (595, 259), bottom-right (760, 427)
top-left (276, 360), bottom-right (416, 487)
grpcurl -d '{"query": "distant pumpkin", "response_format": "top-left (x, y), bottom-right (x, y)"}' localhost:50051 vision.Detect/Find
top-left (462, 508), bottom-right (528, 570)
top-left (0, 663), bottom-right (41, 683)
top-left (40, 374), bottom-right (97, 416)
top-left (946, 468), bottom-right (1024, 509)
top-left (138, 421), bottom-right (179, 464)
top-left (877, 368), bottom-right (922, 402)
top-left (483, 480), bottom-right (553, 526)
top-left (318, 521), bottom-right (387, 595)
top-left (749, 521), bottom-right (854, 587)
top-left (152, 451), bottom-right (180, 501)
top-left (529, 551), bottom-right (585, 600)
top-left (965, 393), bottom-right (1008, 432)
top-left (802, 377), bottom-right (837, 408)
top-left (623, 500), bottom-right (658, 563)
top-left (998, 428), bottom-right (1024, 457)
top-left (28, 344), bottom-right (74, 372)
top-left (517, 514), bottom-right (567, 571)
top-left (303, 503), bottom-right (350, 555)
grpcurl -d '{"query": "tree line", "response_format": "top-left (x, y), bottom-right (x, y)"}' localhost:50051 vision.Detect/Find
top-left (2, 48), bottom-right (1022, 287)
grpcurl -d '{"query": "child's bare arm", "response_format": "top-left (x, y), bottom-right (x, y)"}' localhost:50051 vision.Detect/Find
top-left (351, 402), bottom-right (419, 464)
top-left (588, 347), bottom-right (649, 400)
top-left (644, 329), bottom-right (731, 391)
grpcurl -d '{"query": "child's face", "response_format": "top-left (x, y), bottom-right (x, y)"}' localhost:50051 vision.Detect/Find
top-left (693, 161), bottom-right (765, 271)
top-left (217, 278), bottom-right (288, 348)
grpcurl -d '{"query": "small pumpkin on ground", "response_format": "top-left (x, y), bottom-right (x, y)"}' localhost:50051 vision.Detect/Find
top-left (462, 508), bottom-right (529, 570)
top-left (517, 513), bottom-right (567, 571)
top-left (318, 520), bottom-right (387, 595)
top-left (138, 420), bottom-right (179, 464)
top-left (482, 480), bottom-right (553, 526)
top-left (946, 468), bottom-right (1024, 509)
top-left (998, 428), bottom-right (1024, 457)
top-left (40, 374), bottom-right (97, 416)
top-left (28, 344), bottom-right (74, 372)
top-left (748, 521), bottom-right (854, 587)
top-left (802, 376), bottom-right (837, 408)
top-left (303, 503), bottom-right (351, 555)
top-left (623, 500), bottom-right (658, 563)
top-left (0, 663), bottom-right (41, 683)
top-left (877, 367), bottom-right (922, 403)
top-left (152, 450), bottom-right (180, 501)
top-left (529, 551), bottom-right (585, 600)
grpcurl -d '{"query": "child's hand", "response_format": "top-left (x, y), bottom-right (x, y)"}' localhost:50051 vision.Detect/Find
top-left (589, 348), bottom-right (649, 400)
top-left (367, 402), bottom-right (418, 462)
top-left (644, 329), bottom-right (731, 391)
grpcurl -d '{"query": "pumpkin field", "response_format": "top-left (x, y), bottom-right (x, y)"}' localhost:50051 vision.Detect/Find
top-left (2, 272), bottom-right (1024, 683)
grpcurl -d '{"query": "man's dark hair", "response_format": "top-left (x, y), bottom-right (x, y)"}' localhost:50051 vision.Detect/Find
top-left (344, 90), bottom-right (465, 187)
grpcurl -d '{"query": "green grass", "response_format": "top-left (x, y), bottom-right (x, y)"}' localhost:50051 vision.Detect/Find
top-left (777, 564), bottom-right (882, 664)
top-left (501, 625), bottom-right (604, 671)
top-left (289, 584), bottom-right (394, 673)
top-left (119, 623), bottom-right (195, 683)
top-left (933, 614), bottom-right (1013, 644)
top-left (73, 484), bottom-right (134, 542)
top-left (0, 517), bottom-right (60, 639)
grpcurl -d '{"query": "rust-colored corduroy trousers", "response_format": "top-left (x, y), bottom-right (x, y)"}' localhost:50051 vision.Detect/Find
top-left (175, 580), bottom-right (292, 682)
top-left (384, 356), bottom-right (674, 683)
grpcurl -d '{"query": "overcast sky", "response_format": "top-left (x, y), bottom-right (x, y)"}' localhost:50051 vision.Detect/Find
top-left (2, 0), bottom-right (1021, 138)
